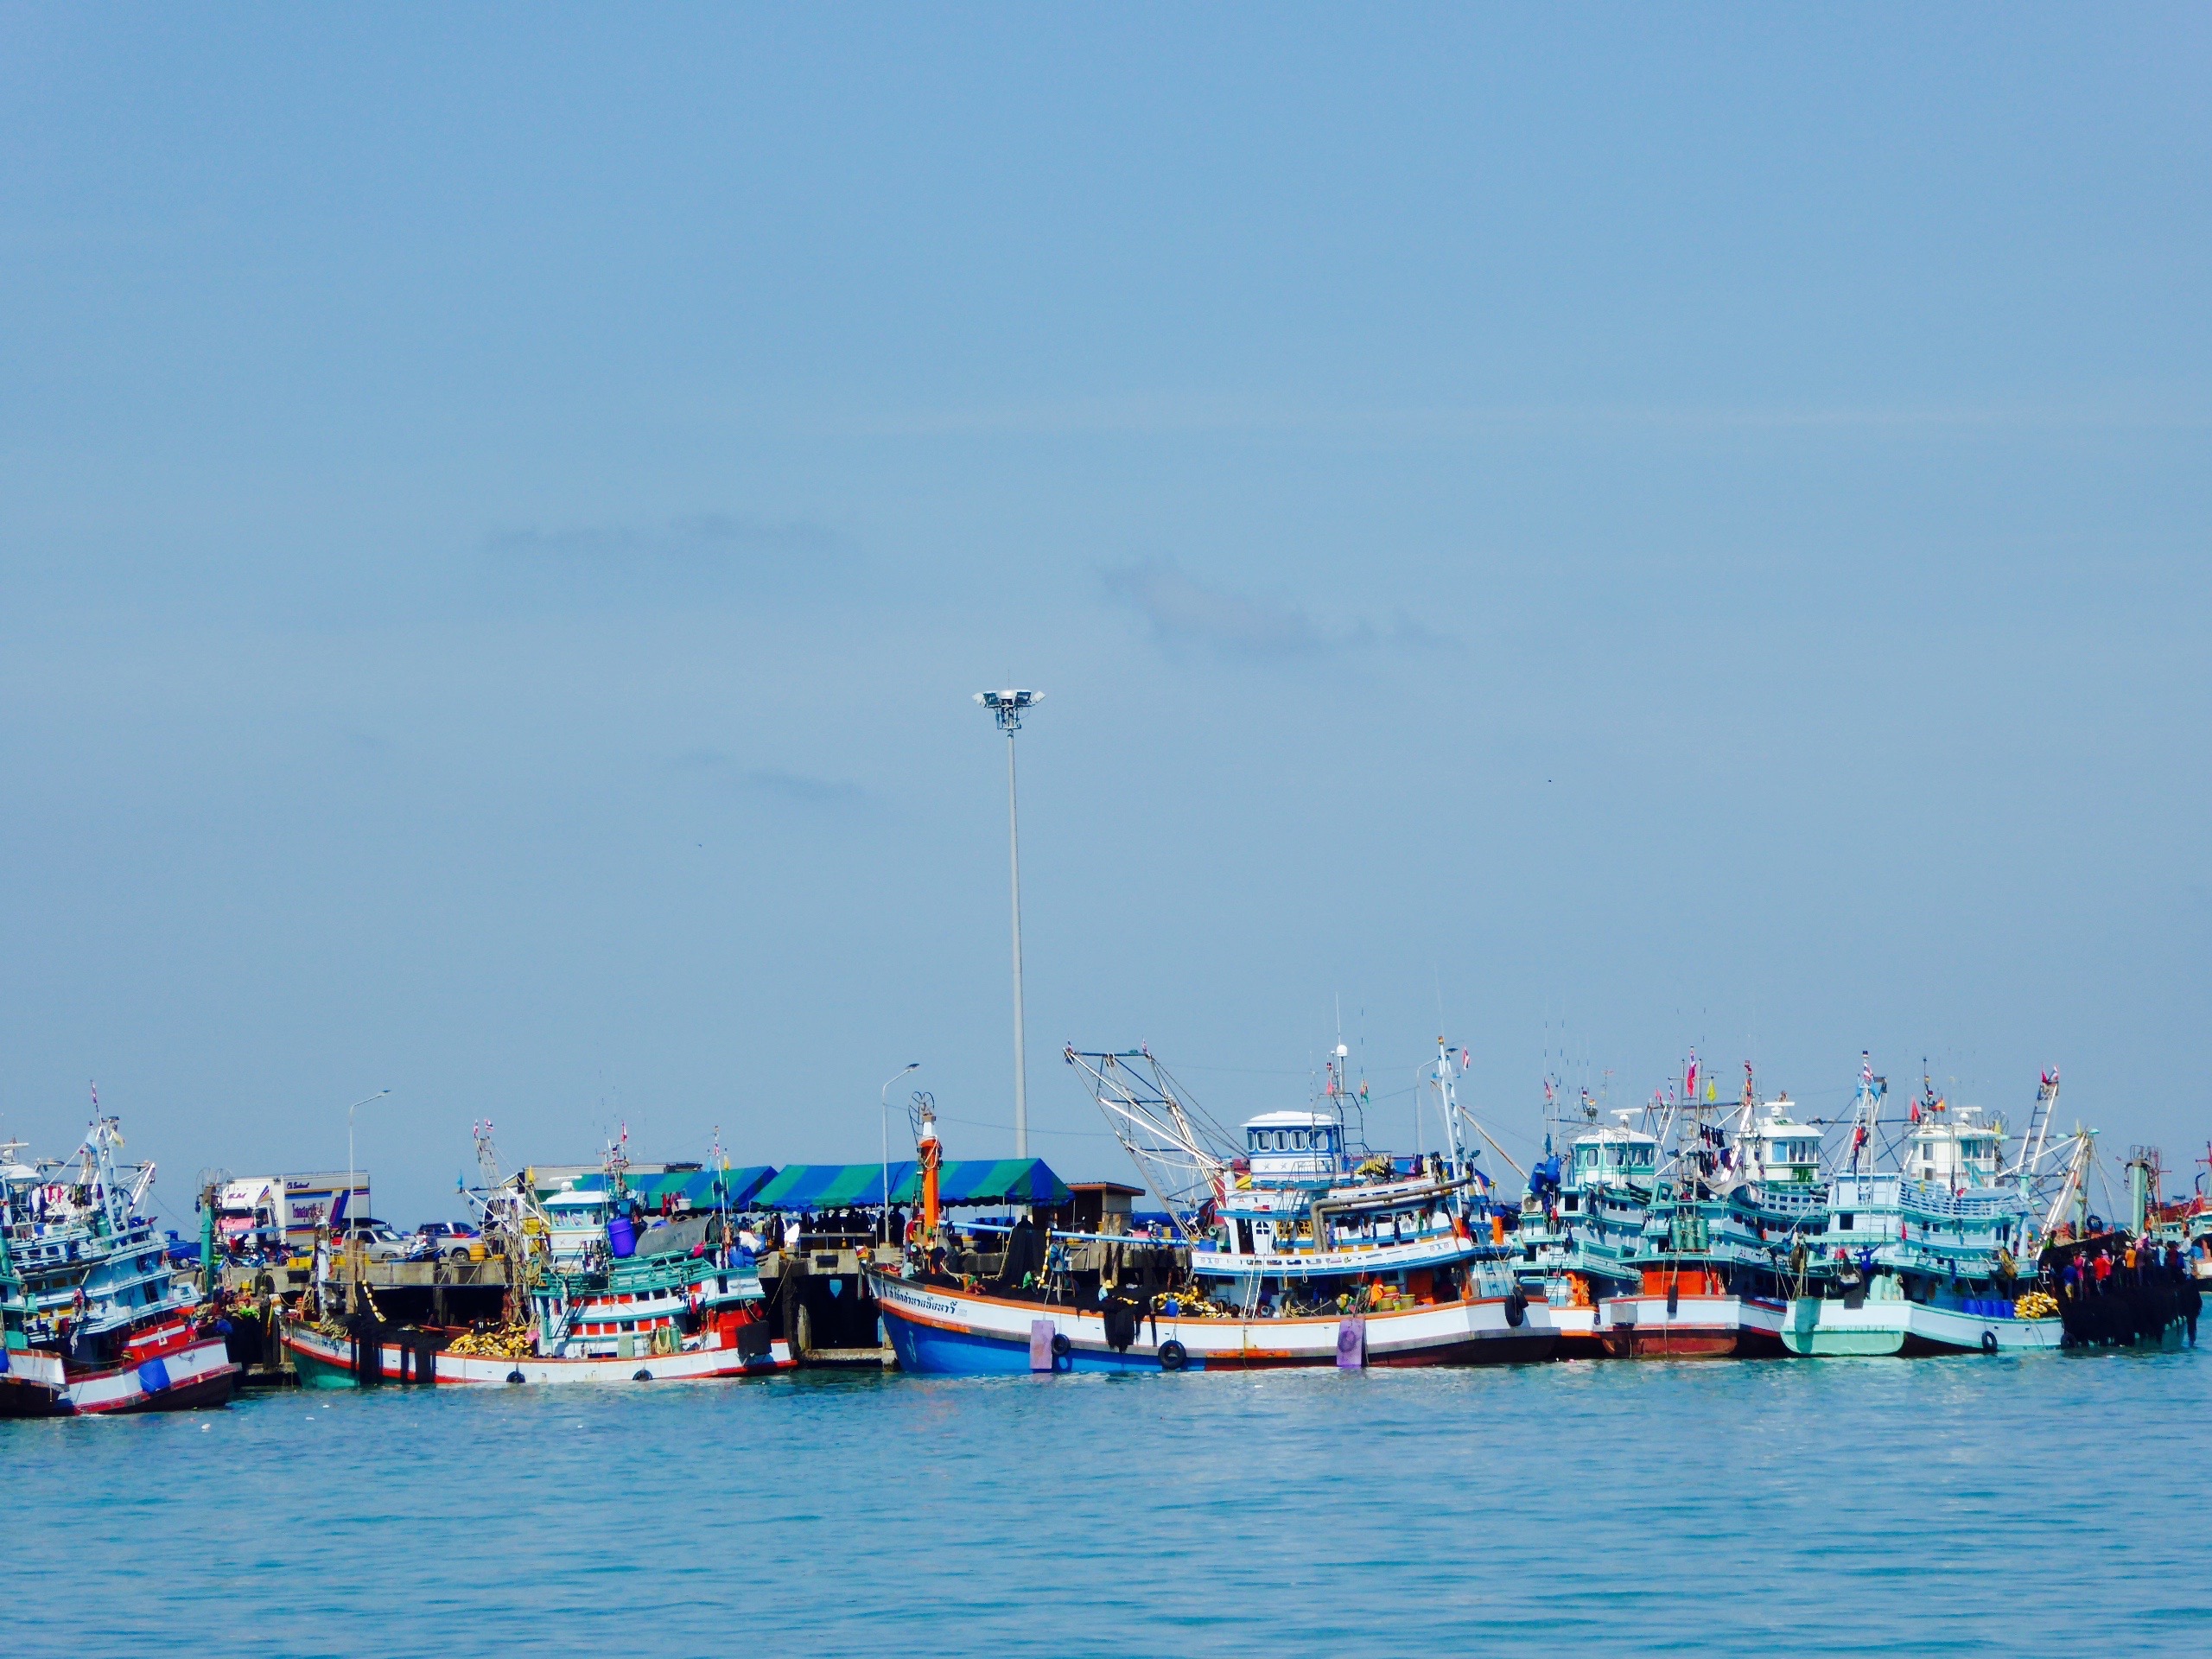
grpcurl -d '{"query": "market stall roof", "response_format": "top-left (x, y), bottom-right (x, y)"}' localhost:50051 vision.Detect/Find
top-left (751, 1158), bottom-right (1071, 1211)
top-left (752, 1160), bottom-right (914, 1211)
top-left (540, 1165), bottom-right (776, 1210)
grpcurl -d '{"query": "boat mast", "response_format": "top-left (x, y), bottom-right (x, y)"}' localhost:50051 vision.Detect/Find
top-left (1845, 1053), bottom-right (1885, 1175)
top-left (1432, 1038), bottom-right (1468, 1193)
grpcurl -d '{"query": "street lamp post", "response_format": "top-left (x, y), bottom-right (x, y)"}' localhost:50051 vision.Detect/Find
top-left (344, 1089), bottom-right (390, 1311)
top-left (973, 690), bottom-right (1040, 1159)
top-left (880, 1062), bottom-right (919, 1244)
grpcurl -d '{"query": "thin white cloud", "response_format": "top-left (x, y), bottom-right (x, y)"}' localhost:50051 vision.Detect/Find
top-left (475, 513), bottom-right (856, 611)
top-left (1103, 563), bottom-right (1454, 661)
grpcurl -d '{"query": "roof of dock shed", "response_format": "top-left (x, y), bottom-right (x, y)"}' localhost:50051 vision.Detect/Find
top-left (750, 1158), bottom-right (1071, 1210)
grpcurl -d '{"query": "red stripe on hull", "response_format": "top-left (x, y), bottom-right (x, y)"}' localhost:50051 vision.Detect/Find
top-left (1604, 1330), bottom-right (1739, 1359)
top-left (69, 1367), bottom-right (239, 1414)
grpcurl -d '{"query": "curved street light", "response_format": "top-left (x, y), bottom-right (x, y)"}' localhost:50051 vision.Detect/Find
top-left (881, 1063), bottom-right (920, 1244)
top-left (341, 1089), bottom-right (391, 1312)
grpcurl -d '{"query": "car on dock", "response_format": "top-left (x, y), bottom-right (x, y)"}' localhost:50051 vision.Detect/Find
top-left (405, 1221), bottom-right (481, 1262)
top-left (334, 1218), bottom-right (412, 1265)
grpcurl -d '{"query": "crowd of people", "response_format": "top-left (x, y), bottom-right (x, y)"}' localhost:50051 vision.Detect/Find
top-left (2053, 1235), bottom-right (2202, 1346)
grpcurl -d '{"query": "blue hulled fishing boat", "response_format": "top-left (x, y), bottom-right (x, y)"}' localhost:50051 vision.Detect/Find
top-left (871, 1041), bottom-right (1555, 1373)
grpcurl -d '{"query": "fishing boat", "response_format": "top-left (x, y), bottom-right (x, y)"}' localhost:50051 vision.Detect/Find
top-left (1516, 1104), bottom-right (1656, 1356)
top-left (279, 1247), bottom-right (791, 1385)
top-left (281, 1130), bottom-right (792, 1386)
top-left (1780, 1062), bottom-right (2060, 1357)
top-left (1597, 1057), bottom-right (1791, 1357)
top-left (0, 1118), bottom-right (238, 1416)
top-left (871, 1041), bottom-right (1556, 1373)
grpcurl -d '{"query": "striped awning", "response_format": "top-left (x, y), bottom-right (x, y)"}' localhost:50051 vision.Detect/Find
top-left (751, 1161), bottom-right (917, 1211)
top-left (750, 1158), bottom-right (1071, 1211)
top-left (543, 1166), bottom-right (776, 1210)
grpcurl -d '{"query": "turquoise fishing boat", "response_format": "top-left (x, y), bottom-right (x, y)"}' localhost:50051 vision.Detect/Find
top-left (1598, 1059), bottom-right (1796, 1357)
top-left (1781, 1061), bottom-right (2060, 1357)
top-left (1516, 1109), bottom-right (1656, 1356)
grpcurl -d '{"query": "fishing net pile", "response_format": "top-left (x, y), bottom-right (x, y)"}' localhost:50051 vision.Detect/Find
top-left (445, 1324), bottom-right (536, 1359)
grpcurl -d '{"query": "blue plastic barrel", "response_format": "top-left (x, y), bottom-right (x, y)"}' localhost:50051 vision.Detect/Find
top-left (607, 1215), bottom-right (637, 1258)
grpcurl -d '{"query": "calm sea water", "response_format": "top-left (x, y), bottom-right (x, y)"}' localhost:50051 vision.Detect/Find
top-left (4, 1348), bottom-right (2204, 1656)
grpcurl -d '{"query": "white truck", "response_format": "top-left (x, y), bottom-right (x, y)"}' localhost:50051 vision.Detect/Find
top-left (213, 1172), bottom-right (371, 1259)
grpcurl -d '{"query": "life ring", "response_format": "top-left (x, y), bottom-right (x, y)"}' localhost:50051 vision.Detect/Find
top-left (1505, 1292), bottom-right (1527, 1328)
top-left (1980, 1330), bottom-right (1998, 1356)
top-left (1158, 1338), bottom-right (1187, 1372)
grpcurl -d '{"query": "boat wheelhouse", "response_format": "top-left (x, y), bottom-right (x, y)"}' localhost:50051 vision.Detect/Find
top-left (1738, 1097), bottom-right (1827, 1233)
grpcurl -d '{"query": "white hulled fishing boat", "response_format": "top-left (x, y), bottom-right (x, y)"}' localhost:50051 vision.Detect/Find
top-left (1596, 1058), bottom-right (1794, 1357)
top-left (282, 1128), bottom-right (791, 1387)
top-left (872, 1041), bottom-right (1556, 1373)
top-left (1516, 1103), bottom-right (1656, 1356)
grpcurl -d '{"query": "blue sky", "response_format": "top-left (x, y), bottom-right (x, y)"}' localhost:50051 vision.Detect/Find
top-left (2, 7), bottom-right (2206, 1224)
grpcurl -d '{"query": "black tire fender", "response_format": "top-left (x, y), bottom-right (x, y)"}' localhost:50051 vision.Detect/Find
top-left (505, 1370), bottom-right (525, 1385)
top-left (1980, 1330), bottom-right (1999, 1356)
top-left (1158, 1338), bottom-right (1187, 1372)
top-left (1505, 1292), bottom-right (1527, 1328)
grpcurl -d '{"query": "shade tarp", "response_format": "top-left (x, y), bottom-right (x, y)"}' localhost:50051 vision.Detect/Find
top-left (750, 1158), bottom-right (1071, 1210)
top-left (541, 1166), bottom-right (775, 1210)
top-left (893, 1159), bottom-right (1071, 1208)
top-left (752, 1161), bottom-right (917, 1211)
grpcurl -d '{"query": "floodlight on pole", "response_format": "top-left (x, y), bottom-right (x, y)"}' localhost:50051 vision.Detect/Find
top-left (974, 689), bottom-right (1041, 1158)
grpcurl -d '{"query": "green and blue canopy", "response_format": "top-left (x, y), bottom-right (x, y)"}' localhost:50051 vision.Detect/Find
top-left (542, 1166), bottom-right (776, 1210)
top-left (750, 1158), bottom-right (1071, 1211)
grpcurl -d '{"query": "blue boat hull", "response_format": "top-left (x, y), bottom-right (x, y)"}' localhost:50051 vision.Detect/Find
top-left (885, 1311), bottom-right (1201, 1375)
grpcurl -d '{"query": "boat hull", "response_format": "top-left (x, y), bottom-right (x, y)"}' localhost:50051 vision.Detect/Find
top-left (1900, 1302), bottom-right (2062, 1356)
top-left (1597, 1293), bottom-right (1786, 1359)
top-left (870, 1273), bottom-right (1558, 1373)
top-left (280, 1321), bottom-right (794, 1386)
top-left (1781, 1297), bottom-right (2062, 1357)
top-left (1781, 1297), bottom-right (1907, 1357)
top-left (0, 1336), bottom-right (238, 1417)
top-left (1541, 1304), bottom-right (1609, 1358)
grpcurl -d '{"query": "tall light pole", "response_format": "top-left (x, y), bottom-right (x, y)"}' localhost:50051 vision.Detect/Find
top-left (880, 1061), bottom-right (919, 1243)
top-left (974, 689), bottom-right (1040, 1159)
top-left (342, 1088), bottom-right (389, 1313)
top-left (345, 1089), bottom-right (390, 1228)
